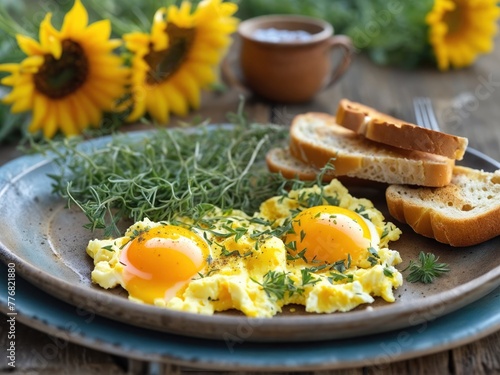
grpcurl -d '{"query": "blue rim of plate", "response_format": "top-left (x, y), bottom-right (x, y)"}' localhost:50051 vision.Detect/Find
top-left (1, 261), bottom-right (499, 371)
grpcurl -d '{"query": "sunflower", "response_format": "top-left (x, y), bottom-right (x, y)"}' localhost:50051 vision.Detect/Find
top-left (124, 0), bottom-right (238, 124)
top-left (0, 0), bottom-right (129, 138)
top-left (426, 0), bottom-right (500, 71)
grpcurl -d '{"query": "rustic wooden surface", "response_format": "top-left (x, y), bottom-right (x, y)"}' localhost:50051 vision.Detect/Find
top-left (1, 32), bottom-right (500, 374)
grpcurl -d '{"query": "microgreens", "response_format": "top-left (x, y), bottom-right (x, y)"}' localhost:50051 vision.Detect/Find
top-left (39, 122), bottom-right (303, 236)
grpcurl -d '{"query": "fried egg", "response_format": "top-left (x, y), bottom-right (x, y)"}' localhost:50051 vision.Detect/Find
top-left (284, 205), bottom-right (380, 266)
top-left (119, 225), bottom-right (211, 304)
top-left (87, 179), bottom-right (403, 317)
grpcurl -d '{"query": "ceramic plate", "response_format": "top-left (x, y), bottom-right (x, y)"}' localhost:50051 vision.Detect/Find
top-left (1, 261), bottom-right (499, 371)
top-left (0, 128), bottom-right (499, 342)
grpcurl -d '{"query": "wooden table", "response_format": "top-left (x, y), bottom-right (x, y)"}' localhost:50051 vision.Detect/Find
top-left (1, 34), bottom-right (500, 374)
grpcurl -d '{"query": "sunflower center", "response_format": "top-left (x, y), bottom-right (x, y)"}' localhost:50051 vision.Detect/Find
top-left (34, 39), bottom-right (89, 99)
top-left (145, 24), bottom-right (195, 85)
top-left (443, 6), bottom-right (463, 35)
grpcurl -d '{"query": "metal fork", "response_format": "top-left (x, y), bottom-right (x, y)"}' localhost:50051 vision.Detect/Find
top-left (413, 97), bottom-right (500, 169)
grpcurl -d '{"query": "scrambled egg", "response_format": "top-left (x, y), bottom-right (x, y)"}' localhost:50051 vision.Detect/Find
top-left (87, 179), bottom-right (403, 317)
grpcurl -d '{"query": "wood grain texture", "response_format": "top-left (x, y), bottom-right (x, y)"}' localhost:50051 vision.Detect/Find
top-left (1, 29), bottom-right (500, 375)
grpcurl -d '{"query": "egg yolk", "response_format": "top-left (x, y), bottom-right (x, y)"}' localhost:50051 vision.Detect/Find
top-left (284, 205), bottom-right (372, 265)
top-left (120, 225), bottom-right (210, 304)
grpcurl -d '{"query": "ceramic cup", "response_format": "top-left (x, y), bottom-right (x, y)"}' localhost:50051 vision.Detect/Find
top-left (225, 14), bottom-right (353, 103)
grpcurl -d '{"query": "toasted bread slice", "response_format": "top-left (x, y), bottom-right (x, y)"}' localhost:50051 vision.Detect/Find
top-left (289, 112), bottom-right (455, 187)
top-left (336, 99), bottom-right (468, 160)
top-left (266, 147), bottom-right (336, 181)
top-left (386, 166), bottom-right (500, 246)
top-left (266, 147), bottom-right (389, 188)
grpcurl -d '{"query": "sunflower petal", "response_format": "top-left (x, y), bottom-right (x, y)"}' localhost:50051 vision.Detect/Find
top-left (188, 47), bottom-right (220, 65)
top-left (1, 75), bottom-right (16, 86)
top-left (29, 94), bottom-right (48, 132)
top-left (20, 55), bottom-right (44, 72)
top-left (40, 103), bottom-right (58, 138)
top-left (39, 13), bottom-right (61, 58)
top-left (58, 100), bottom-right (79, 136)
top-left (10, 90), bottom-right (33, 113)
top-left (61, 0), bottom-right (89, 35)
top-left (3, 82), bottom-right (33, 104)
top-left (187, 63), bottom-right (216, 86)
top-left (161, 83), bottom-right (188, 116)
top-left (145, 91), bottom-right (169, 124)
top-left (171, 70), bottom-right (200, 109)
top-left (16, 35), bottom-right (44, 55)
top-left (127, 94), bottom-right (147, 123)
top-left (151, 8), bottom-right (169, 51)
top-left (70, 93), bottom-right (90, 130)
top-left (0, 63), bottom-right (20, 73)
top-left (84, 19), bottom-right (112, 42)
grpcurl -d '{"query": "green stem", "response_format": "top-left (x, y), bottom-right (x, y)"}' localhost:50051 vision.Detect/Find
top-left (0, 8), bottom-right (29, 37)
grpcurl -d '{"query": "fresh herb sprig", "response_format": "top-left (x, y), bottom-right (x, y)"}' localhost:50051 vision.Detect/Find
top-left (252, 269), bottom-right (324, 300)
top-left (403, 251), bottom-right (450, 284)
top-left (252, 270), bottom-right (299, 300)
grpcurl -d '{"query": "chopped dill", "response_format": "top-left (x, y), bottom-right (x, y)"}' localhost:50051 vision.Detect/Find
top-left (328, 272), bottom-right (353, 283)
top-left (286, 248), bottom-right (307, 262)
top-left (304, 264), bottom-right (328, 272)
top-left (251, 270), bottom-right (287, 300)
top-left (220, 245), bottom-right (252, 258)
top-left (354, 205), bottom-right (370, 220)
top-left (197, 269), bottom-right (219, 279)
top-left (220, 225), bottom-right (248, 242)
top-left (331, 260), bottom-right (346, 273)
top-left (367, 247), bottom-right (380, 266)
top-left (300, 269), bottom-right (321, 287)
top-left (251, 270), bottom-right (302, 300)
top-left (285, 240), bottom-right (297, 252)
top-left (249, 217), bottom-right (274, 226)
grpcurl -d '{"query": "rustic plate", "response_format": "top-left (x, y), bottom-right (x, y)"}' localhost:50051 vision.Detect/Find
top-left (1, 262), bottom-right (499, 371)
top-left (0, 128), bottom-right (499, 342)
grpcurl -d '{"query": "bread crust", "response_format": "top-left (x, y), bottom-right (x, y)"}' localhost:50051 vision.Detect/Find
top-left (336, 99), bottom-right (468, 160)
top-left (265, 147), bottom-right (336, 181)
top-left (386, 166), bottom-right (500, 246)
top-left (289, 112), bottom-right (454, 187)
top-left (265, 147), bottom-right (385, 187)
